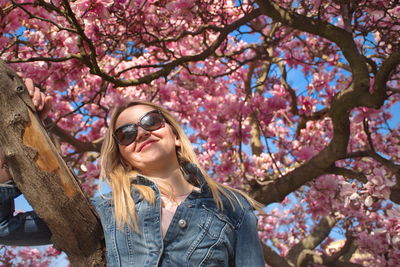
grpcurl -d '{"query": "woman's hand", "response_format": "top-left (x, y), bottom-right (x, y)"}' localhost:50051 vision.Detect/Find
top-left (0, 151), bottom-right (11, 183)
top-left (24, 78), bottom-right (53, 120)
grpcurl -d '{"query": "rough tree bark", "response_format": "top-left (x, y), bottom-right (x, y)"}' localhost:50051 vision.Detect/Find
top-left (0, 60), bottom-right (105, 266)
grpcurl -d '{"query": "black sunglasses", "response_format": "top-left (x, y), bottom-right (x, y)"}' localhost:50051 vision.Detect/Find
top-left (113, 110), bottom-right (165, 146)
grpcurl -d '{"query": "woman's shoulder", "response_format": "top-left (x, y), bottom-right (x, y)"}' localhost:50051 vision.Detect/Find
top-left (90, 192), bottom-right (113, 208)
top-left (206, 186), bottom-right (255, 229)
top-left (221, 186), bottom-right (253, 209)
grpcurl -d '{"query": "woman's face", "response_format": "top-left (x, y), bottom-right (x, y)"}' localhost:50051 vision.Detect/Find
top-left (115, 104), bottom-right (180, 175)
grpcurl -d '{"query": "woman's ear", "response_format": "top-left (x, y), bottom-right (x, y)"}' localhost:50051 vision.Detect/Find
top-left (175, 136), bottom-right (181, 147)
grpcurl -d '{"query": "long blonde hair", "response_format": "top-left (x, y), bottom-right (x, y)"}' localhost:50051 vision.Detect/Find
top-left (99, 100), bottom-right (260, 232)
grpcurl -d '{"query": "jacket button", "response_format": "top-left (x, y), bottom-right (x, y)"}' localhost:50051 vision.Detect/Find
top-left (178, 219), bottom-right (187, 228)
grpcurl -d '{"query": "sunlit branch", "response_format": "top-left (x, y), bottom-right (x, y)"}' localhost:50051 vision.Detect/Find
top-left (324, 234), bottom-right (355, 264)
top-left (287, 216), bottom-right (337, 265)
top-left (0, 2), bottom-right (15, 15)
top-left (297, 248), bottom-right (363, 267)
top-left (262, 243), bottom-right (292, 267)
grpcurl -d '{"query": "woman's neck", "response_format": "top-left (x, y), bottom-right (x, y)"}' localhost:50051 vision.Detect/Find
top-left (142, 164), bottom-right (193, 197)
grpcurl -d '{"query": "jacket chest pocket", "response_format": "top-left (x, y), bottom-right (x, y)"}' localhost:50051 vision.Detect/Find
top-left (199, 205), bottom-right (235, 239)
top-left (184, 205), bottom-right (234, 267)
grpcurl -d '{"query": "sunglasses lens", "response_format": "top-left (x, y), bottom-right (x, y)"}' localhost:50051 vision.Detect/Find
top-left (115, 124), bottom-right (138, 146)
top-left (141, 112), bottom-right (164, 131)
top-left (114, 110), bottom-right (165, 146)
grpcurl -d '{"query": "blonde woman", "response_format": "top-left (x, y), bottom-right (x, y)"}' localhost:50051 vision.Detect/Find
top-left (0, 84), bottom-right (264, 266)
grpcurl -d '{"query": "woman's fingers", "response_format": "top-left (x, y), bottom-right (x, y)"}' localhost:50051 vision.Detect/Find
top-left (0, 150), bottom-right (12, 183)
top-left (0, 151), bottom-right (5, 166)
top-left (19, 75), bottom-right (52, 119)
top-left (32, 85), bottom-right (43, 110)
top-left (38, 91), bottom-right (46, 111)
top-left (22, 77), bottom-right (44, 109)
top-left (25, 78), bottom-right (35, 97)
top-left (39, 95), bottom-right (53, 120)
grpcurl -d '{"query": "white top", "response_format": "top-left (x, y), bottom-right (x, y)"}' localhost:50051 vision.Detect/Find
top-left (160, 193), bottom-right (191, 238)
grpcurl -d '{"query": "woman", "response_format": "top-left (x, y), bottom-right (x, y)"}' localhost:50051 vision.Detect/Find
top-left (0, 83), bottom-right (265, 266)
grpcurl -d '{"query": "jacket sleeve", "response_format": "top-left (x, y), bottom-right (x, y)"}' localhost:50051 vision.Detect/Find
top-left (0, 182), bottom-right (52, 246)
top-left (234, 206), bottom-right (264, 266)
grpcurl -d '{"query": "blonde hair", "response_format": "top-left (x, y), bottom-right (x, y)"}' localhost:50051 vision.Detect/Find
top-left (99, 100), bottom-right (260, 232)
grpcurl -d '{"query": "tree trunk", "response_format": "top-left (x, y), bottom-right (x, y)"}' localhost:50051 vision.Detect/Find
top-left (0, 60), bottom-right (105, 266)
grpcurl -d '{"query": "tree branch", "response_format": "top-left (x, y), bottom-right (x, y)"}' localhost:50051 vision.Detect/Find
top-left (371, 50), bottom-right (400, 106)
top-left (249, 1), bottom-right (394, 206)
top-left (10, 0), bottom-right (76, 33)
top-left (245, 62), bottom-right (264, 156)
top-left (255, 0), bottom-right (369, 92)
top-left (345, 150), bottom-right (400, 175)
top-left (328, 166), bottom-right (367, 183)
top-left (287, 216), bottom-right (337, 264)
top-left (262, 243), bottom-right (292, 267)
top-left (44, 119), bottom-right (102, 153)
top-left (0, 60), bottom-right (104, 266)
top-left (324, 235), bottom-right (355, 264)
top-left (344, 150), bottom-right (400, 203)
top-left (8, 55), bottom-right (82, 64)
top-left (297, 248), bottom-right (364, 267)
top-left (57, 4), bottom-right (262, 87)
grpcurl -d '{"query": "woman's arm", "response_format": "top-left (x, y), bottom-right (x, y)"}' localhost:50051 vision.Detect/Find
top-left (234, 206), bottom-right (265, 266)
top-left (0, 182), bottom-right (52, 246)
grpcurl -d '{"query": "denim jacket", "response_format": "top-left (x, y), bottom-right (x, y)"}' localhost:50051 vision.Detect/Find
top-left (0, 164), bottom-right (264, 266)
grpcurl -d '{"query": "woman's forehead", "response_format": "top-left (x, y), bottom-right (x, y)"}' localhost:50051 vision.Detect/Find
top-left (115, 104), bottom-right (155, 129)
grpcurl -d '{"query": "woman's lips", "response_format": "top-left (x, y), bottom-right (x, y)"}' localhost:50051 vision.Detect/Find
top-left (138, 140), bottom-right (158, 152)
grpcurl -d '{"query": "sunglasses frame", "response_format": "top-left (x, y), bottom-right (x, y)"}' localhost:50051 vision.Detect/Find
top-left (113, 109), bottom-right (165, 146)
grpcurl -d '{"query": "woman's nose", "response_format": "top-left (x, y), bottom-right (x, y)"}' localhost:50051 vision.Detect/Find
top-left (135, 126), bottom-right (151, 143)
